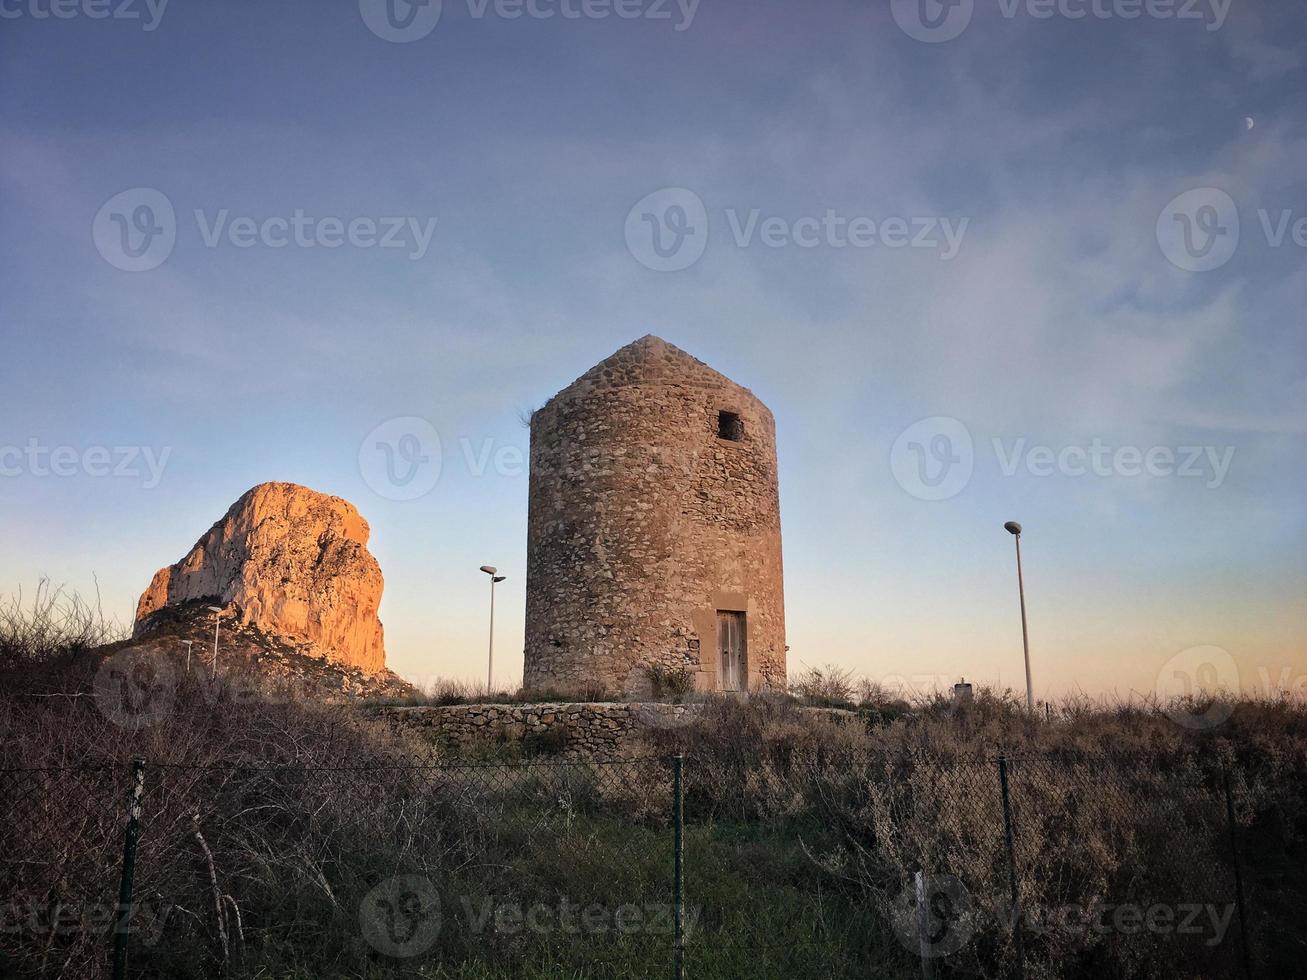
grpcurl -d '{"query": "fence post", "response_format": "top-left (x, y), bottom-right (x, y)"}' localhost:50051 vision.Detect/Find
top-left (914, 870), bottom-right (934, 980)
top-left (997, 756), bottom-right (1025, 980)
top-left (673, 754), bottom-right (685, 980)
top-left (1222, 768), bottom-right (1253, 980)
top-left (111, 757), bottom-right (146, 980)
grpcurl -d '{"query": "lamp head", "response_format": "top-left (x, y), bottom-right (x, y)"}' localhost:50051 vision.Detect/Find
top-left (1004, 521), bottom-right (1023, 536)
top-left (207, 605), bottom-right (223, 613)
top-left (493, 575), bottom-right (506, 584)
top-left (479, 565), bottom-right (497, 576)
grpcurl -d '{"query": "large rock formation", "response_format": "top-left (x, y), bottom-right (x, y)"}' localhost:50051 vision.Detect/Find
top-left (134, 482), bottom-right (387, 675)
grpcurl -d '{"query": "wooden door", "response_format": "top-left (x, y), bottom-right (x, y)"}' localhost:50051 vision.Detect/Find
top-left (717, 611), bottom-right (747, 691)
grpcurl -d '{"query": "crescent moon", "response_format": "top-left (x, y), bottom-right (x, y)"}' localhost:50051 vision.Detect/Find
top-left (1244, 116), bottom-right (1256, 131)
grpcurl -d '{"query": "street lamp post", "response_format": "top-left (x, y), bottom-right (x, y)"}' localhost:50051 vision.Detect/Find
top-left (207, 605), bottom-right (223, 679)
top-left (182, 639), bottom-right (193, 674)
top-left (1004, 522), bottom-right (1034, 713)
top-left (479, 566), bottom-right (506, 692)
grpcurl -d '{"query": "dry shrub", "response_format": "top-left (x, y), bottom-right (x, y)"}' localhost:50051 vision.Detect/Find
top-left (649, 690), bottom-right (1307, 978)
top-left (1, 656), bottom-right (453, 978)
top-left (644, 663), bottom-right (697, 701)
top-left (0, 590), bottom-right (669, 979)
top-left (0, 578), bottom-right (126, 686)
top-left (386, 678), bottom-right (624, 707)
top-left (790, 664), bottom-right (857, 708)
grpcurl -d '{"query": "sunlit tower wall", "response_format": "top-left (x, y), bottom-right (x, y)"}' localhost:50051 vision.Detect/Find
top-left (524, 335), bottom-right (786, 697)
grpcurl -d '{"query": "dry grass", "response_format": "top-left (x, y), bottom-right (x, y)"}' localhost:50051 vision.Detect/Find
top-left (646, 692), bottom-right (1306, 978)
top-left (4, 588), bottom-right (1304, 978)
top-left (788, 663), bottom-right (858, 708)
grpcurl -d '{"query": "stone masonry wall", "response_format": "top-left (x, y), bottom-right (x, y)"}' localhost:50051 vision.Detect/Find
top-left (383, 702), bottom-right (701, 759)
top-left (524, 336), bottom-right (786, 696)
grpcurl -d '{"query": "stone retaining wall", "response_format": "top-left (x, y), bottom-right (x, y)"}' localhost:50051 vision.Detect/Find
top-left (383, 701), bottom-right (703, 759)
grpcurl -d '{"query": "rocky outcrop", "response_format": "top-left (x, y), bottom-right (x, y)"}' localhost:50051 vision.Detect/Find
top-left (134, 482), bottom-right (387, 674)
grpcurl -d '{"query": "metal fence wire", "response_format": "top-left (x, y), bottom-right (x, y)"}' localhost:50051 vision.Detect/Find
top-left (0, 755), bottom-right (1259, 980)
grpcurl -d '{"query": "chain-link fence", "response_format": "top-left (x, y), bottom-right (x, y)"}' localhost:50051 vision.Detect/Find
top-left (0, 755), bottom-right (1261, 979)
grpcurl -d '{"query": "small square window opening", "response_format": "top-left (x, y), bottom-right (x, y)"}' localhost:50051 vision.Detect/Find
top-left (718, 411), bottom-right (743, 441)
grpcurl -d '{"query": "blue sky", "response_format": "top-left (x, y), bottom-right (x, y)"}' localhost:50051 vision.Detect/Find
top-left (1, 0), bottom-right (1303, 699)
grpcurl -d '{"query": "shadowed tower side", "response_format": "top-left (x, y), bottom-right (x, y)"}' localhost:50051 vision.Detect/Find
top-left (524, 335), bottom-right (785, 696)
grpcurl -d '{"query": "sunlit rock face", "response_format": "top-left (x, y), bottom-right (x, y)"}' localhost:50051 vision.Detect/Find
top-left (134, 481), bottom-right (387, 675)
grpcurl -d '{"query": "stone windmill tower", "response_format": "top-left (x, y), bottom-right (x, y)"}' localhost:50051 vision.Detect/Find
top-left (524, 335), bottom-right (786, 696)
